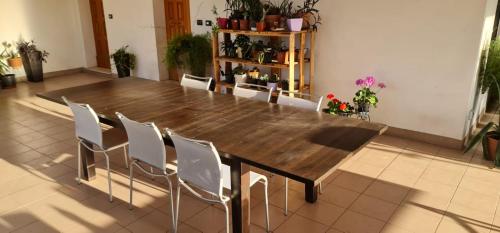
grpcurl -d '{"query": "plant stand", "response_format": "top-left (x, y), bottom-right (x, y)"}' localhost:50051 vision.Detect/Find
top-left (212, 29), bottom-right (316, 95)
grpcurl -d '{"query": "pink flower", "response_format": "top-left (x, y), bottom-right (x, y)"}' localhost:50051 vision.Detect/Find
top-left (365, 76), bottom-right (375, 87)
top-left (378, 82), bottom-right (386, 89)
top-left (355, 79), bottom-right (365, 86)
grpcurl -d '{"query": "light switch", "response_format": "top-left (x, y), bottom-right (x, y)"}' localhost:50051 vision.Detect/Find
top-left (197, 20), bottom-right (203, 26)
top-left (205, 20), bottom-right (212, 26)
top-left (108, 14), bottom-right (113, 19)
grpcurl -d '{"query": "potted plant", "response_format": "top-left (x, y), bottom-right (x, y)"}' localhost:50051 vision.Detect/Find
top-left (0, 45), bottom-right (16, 89)
top-left (2, 42), bottom-right (22, 69)
top-left (212, 6), bottom-right (228, 31)
top-left (353, 76), bottom-right (386, 113)
top-left (247, 67), bottom-right (260, 84)
top-left (221, 40), bottom-right (237, 58)
top-left (258, 74), bottom-right (269, 86)
top-left (324, 93), bottom-right (354, 116)
top-left (267, 73), bottom-right (279, 90)
top-left (295, 0), bottom-right (321, 30)
top-left (110, 45), bottom-right (136, 78)
top-left (240, 11), bottom-right (250, 30)
top-left (226, 0), bottom-right (244, 29)
top-left (256, 8), bottom-right (267, 32)
top-left (465, 39), bottom-right (500, 163)
top-left (246, 0), bottom-right (264, 31)
top-left (165, 34), bottom-right (212, 77)
top-left (234, 35), bottom-right (251, 59)
top-left (16, 39), bottom-right (49, 82)
top-left (263, 1), bottom-right (282, 30)
top-left (233, 65), bottom-right (247, 83)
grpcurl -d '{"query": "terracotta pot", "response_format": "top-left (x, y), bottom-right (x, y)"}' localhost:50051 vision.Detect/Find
top-left (217, 18), bottom-right (229, 29)
top-left (264, 15), bottom-right (281, 30)
top-left (239, 19), bottom-right (249, 30)
top-left (302, 12), bottom-right (313, 29)
top-left (7, 57), bottom-right (22, 69)
top-left (256, 22), bottom-right (266, 32)
top-left (277, 51), bottom-right (287, 64)
top-left (231, 19), bottom-right (239, 30)
top-left (486, 132), bottom-right (499, 161)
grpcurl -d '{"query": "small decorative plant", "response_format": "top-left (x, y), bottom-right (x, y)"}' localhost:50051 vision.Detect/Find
top-left (110, 45), bottom-right (136, 78)
top-left (165, 34), bottom-right (212, 77)
top-left (353, 76), bottom-right (386, 112)
top-left (326, 93), bottom-right (354, 116)
top-left (0, 42), bottom-right (18, 88)
top-left (16, 39), bottom-right (49, 82)
top-left (267, 73), bottom-right (279, 90)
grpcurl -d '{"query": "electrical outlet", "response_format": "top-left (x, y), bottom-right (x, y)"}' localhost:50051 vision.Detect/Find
top-left (205, 20), bottom-right (212, 26)
top-left (108, 14), bottom-right (113, 19)
top-left (197, 20), bottom-right (203, 26)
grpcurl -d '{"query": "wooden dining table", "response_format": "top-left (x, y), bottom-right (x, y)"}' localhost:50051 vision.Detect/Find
top-left (37, 77), bottom-right (387, 233)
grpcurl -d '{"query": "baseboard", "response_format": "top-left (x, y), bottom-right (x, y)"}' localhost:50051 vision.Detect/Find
top-left (16, 67), bottom-right (84, 82)
top-left (385, 126), bottom-right (463, 150)
top-left (82, 67), bottom-right (112, 77)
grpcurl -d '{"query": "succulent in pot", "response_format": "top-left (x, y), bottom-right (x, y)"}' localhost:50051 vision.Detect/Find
top-left (258, 74), bottom-right (268, 86)
top-left (233, 65), bottom-right (247, 83)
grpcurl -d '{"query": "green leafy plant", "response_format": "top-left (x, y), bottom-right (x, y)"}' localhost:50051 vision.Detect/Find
top-left (1, 42), bottom-right (19, 59)
top-left (211, 5), bottom-right (220, 33)
top-left (353, 76), bottom-right (386, 107)
top-left (165, 34), bottom-right (212, 76)
top-left (110, 45), bottom-right (136, 70)
top-left (268, 73), bottom-right (280, 83)
top-left (465, 39), bottom-right (500, 164)
top-left (246, 0), bottom-right (264, 22)
top-left (17, 39), bottom-right (49, 62)
top-left (326, 93), bottom-right (354, 115)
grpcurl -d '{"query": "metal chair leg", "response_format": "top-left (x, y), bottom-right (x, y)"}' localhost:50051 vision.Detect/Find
top-left (284, 177), bottom-right (288, 216)
top-left (150, 167), bottom-right (155, 180)
top-left (104, 153), bottom-right (113, 202)
top-left (123, 146), bottom-right (129, 169)
top-left (263, 179), bottom-right (270, 232)
top-left (166, 178), bottom-right (176, 233)
top-left (129, 162), bottom-right (134, 210)
top-left (223, 203), bottom-right (230, 233)
top-left (175, 183), bottom-right (181, 233)
top-left (77, 141), bottom-right (82, 184)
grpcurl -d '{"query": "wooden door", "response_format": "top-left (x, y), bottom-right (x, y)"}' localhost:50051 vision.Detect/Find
top-left (165, 0), bottom-right (191, 80)
top-left (89, 0), bottom-right (110, 69)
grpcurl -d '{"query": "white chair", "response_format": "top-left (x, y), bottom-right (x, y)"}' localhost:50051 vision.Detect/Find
top-left (116, 113), bottom-right (177, 232)
top-left (62, 96), bottom-right (129, 202)
top-left (167, 129), bottom-right (270, 233)
top-left (180, 73), bottom-right (213, 90)
top-left (233, 83), bottom-right (272, 103)
top-left (276, 91), bottom-right (324, 215)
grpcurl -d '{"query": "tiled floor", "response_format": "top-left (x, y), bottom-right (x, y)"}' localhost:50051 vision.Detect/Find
top-left (0, 73), bottom-right (499, 233)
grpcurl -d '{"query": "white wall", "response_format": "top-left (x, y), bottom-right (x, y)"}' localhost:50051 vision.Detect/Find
top-left (315, 0), bottom-right (494, 140)
top-left (102, 0), bottom-right (164, 80)
top-left (0, 0), bottom-right (89, 76)
top-left (190, 0), bottom-right (226, 35)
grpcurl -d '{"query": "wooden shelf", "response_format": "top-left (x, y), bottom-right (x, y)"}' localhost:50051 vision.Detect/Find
top-left (218, 29), bottom-right (307, 37)
top-left (216, 56), bottom-right (296, 69)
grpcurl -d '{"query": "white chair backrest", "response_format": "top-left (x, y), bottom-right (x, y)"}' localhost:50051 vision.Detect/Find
top-left (233, 83), bottom-right (272, 103)
top-left (167, 129), bottom-right (223, 196)
top-left (180, 74), bottom-right (213, 90)
top-left (116, 113), bottom-right (166, 171)
top-left (63, 96), bottom-right (103, 148)
top-left (277, 91), bottom-right (323, 112)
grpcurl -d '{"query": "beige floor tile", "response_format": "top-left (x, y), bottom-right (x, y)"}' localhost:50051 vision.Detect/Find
top-left (451, 187), bottom-right (498, 213)
top-left (405, 178), bottom-right (456, 210)
top-left (388, 202), bottom-right (444, 233)
top-left (126, 209), bottom-right (174, 233)
top-left (185, 206), bottom-right (227, 233)
top-left (251, 202), bottom-right (290, 231)
top-left (10, 220), bottom-right (60, 233)
top-left (296, 200), bottom-right (345, 226)
top-left (420, 166), bottom-right (464, 187)
top-left (319, 185), bottom-right (360, 208)
top-left (381, 223), bottom-right (413, 233)
top-left (377, 169), bottom-right (419, 187)
top-left (364, 180), bottom-right (410, 204)
top-left (162, 194), bottom-right (209, 221)
top-left (274, 214), bottom-right (328, 233)
top-left (106, 203), bottom-right (155, 226)
top-left (269, 187), bottom-right (306, 213)
top-left (437, 214), bottom-right (491, 233)
top-left (333, 210), bottom-right (385, 233)
top-left (349, 195), bottom-right (398, 221)
top-left (330, 171), bottom-right (374, 193)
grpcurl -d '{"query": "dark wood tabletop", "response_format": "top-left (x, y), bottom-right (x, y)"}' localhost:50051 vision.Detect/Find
top-left (38, 78), bottom-right (386, 184)
top-left (38, 77), bottom-right (387, 233)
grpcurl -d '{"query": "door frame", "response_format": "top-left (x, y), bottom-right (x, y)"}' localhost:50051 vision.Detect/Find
top-left (89, 0), bottom-right (111, 69)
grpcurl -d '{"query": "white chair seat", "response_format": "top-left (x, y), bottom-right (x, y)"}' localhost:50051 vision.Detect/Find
top-left (221, 165), bottom-right (266, 189)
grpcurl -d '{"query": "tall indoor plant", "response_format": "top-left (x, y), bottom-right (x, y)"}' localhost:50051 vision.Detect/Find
top-left (17, 39), bottom-right (48, 82)
top-left (110, 45), bottom-right (136, 78)
top-left (165, 34), bottom-right (212, 77)
top-left (465, 39), bottom-right (500, 164)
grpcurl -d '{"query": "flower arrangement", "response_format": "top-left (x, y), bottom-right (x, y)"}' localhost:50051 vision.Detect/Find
top-left (353, 76), bottom-right (386, 112)
top-left (326, 93), bottom-right (354, 115)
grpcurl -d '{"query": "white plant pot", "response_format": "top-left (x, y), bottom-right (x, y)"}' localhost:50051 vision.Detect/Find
top-left (267, 82), bottom-right (278, 91)
top-left (234, 74), bottom-right (247, 84)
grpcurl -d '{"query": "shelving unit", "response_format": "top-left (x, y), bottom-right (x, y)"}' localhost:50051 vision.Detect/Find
top-left (212, 29), bottom-right (316, 94)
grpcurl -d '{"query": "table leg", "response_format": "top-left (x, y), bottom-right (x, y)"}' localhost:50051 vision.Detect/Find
top-left (305, 181), bottom-right (319, 203)
top-left (230, 158), bottom-right (251, 233)
top-left (80, 140), bottom-right (96, 181)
